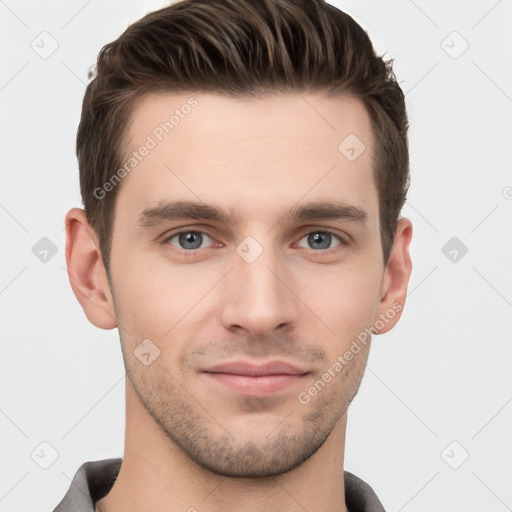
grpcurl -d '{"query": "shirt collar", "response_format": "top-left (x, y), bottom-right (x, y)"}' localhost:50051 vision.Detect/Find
top-left (52, 458), bottom-right (386, 512)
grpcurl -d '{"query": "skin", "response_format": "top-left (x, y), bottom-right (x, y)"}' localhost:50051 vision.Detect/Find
top-left (65, 91), bottom-right (412, 512)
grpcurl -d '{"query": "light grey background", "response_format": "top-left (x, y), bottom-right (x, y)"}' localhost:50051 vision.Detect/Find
top-left (1, 1), bottom-right (511, 511)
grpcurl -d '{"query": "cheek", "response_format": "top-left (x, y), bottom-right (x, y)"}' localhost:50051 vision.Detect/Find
top-left (110, 248), bottom-right (214, 340)
top-left (302, 264), bottom-right (382, 344)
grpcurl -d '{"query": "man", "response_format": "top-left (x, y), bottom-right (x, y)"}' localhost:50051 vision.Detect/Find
top-left (54, 0), bottom-right (412, 510)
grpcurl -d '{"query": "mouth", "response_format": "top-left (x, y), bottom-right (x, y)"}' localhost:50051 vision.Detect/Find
top-left (201, 360), bottom-right (310, 396)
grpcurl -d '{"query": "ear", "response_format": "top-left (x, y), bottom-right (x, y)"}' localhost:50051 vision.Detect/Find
top-left (64, 208), bottom-right (117, 329)
top-left (373, 217), bottom-right (413, 334)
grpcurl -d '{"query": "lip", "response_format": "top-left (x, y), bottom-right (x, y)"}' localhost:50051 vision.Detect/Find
top-left (202, 360), bottom-right (309, 376)
top-left (201, 360), bottom-right (309, 397)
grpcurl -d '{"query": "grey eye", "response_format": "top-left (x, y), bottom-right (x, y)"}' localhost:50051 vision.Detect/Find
top-left (168, 231), bottom-right (212, 250)
top-left (297, 231), bottom-right (342, 250)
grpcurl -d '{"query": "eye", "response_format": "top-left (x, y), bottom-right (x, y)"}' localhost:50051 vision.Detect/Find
top-left (162, 228), bottom-right (346, 254)
top-left (165, 230), bottom-right (214, 251)
top-left (296, 230), bottom-right (344, 251)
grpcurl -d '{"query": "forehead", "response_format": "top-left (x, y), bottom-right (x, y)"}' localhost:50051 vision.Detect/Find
top-left (115, 91), bottom-right (378, 227)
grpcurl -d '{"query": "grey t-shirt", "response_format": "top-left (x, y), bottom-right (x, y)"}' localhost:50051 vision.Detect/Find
top-left (52, 458), bottom-right (386, 512)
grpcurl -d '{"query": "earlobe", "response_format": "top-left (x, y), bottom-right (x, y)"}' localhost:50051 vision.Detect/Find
top-left (374, 217), bottom-right (413, 334)
top-left (64, 208), bottom-right (118, 330)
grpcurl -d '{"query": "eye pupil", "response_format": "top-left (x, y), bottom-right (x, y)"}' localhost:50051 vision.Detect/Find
top-left (308, 232), bottom-right (331, 250)
top-left (179, 231), bottom-right (203, 250)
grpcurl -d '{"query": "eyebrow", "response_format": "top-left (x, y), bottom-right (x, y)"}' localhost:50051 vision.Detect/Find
top-left (137, 200), bottom-right (368, 228)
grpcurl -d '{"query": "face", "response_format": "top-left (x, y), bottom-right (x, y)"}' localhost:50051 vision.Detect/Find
top-left (73, 91), bottom-right (411, 478)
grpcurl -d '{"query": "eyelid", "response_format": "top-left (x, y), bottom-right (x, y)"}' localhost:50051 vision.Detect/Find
top-left (160, 225), bottom-right (216, 240)
top-left (295, 226), bottom-right (349, 243)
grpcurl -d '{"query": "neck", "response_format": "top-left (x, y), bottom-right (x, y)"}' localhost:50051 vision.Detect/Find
top-left (96, 380), bottom-right (349, 512)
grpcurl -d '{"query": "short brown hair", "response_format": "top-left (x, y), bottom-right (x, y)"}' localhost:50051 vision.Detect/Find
top-left (76, 0), bottom-right (409, 275)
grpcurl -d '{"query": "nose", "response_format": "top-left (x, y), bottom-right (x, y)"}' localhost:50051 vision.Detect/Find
top-left (219, 240), bottom-right (298, 337)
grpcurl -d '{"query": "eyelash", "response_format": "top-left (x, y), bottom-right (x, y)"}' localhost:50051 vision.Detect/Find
top-left (161, 228), bottom-right (348, 254)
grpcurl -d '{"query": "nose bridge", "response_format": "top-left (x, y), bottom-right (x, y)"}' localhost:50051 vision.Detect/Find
top-left (221, 234), bottom-right (297, 335)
